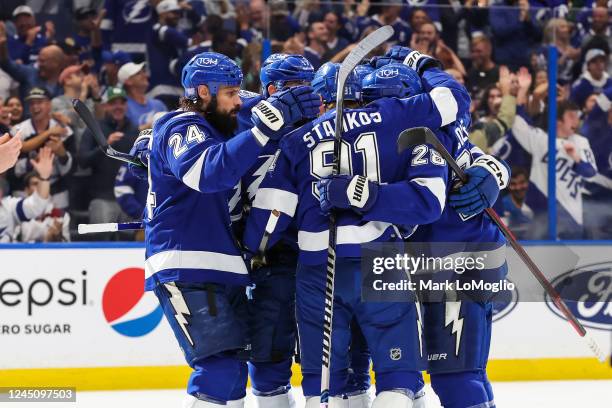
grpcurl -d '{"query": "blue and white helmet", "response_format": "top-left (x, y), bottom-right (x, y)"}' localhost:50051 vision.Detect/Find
top-left (182, 52), bottom-right (243, 100)
top-left (260, 54), bottom-right (315, 98)
top-left (361, 63), bottom-right (423, 103)
top-left (312, 62), bottom-right (361, 104)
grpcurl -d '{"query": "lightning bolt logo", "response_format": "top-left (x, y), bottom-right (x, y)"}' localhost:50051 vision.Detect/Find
top-left (445, 301), bottom-right (464, 356)
top-left (125, 0), bottom-right (149, 24)
top-left (164, 283), bottom-right (194, 346)
top-left (247, 155), bottom-right (275, 200)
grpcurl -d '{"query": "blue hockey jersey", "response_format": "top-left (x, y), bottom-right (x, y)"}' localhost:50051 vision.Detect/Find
top-left (243, 68), bottom-right (471, 265)
top-left (143, 109), bottom-right (271, 290)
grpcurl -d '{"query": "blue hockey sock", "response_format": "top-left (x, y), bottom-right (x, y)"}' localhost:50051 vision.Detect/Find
top-left (187, 355), bottom-right (248, 402)
top-left (302, 369), bottom-right (349, 397)
top-left (430, 370), bottom-right (492, 408)
top-left (249, 360), bottom-right (293, 394)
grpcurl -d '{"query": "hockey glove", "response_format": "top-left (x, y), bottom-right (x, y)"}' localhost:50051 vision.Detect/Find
top-left (128, 129), bottom-right (152, 180)
top-left (251, 85), bottom-right (321, 142)
top-left (449, 155), bottom-right (510, 218)
top-left (385, 46), bottom-right (441, 75)
top-left (316, 175), bottom-right (379, 216)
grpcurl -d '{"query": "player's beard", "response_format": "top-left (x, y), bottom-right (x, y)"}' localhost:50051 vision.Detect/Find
top-left (205, 97), bottom-right (239, 137)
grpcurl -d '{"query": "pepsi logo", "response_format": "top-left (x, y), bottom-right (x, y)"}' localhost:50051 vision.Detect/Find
top-left (545, 262), bottom-right (612, 331)
top-left (492, 278), bottom-right (519, 322)
top-left (102, 268), bottom-right (163, 337)
top-left (196, 57), bottom-right (219, 67)
top-left (376, 68), bottom-right (399, 79)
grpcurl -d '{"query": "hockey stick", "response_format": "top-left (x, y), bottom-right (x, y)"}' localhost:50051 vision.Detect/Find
top-left (397, 127), bottom-right (606, 362)
top-left (320, 25), bottom-right (395, 407)
top-left (72, 99), bottom-right (146, 167)
top-left (78, 221), bottom-right (143, 234)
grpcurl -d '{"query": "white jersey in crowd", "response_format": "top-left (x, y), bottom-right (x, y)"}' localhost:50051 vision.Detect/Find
top-left (0, 193), bottom-right (50, 242)
top-left (511, 115), bottom-right (597, 226)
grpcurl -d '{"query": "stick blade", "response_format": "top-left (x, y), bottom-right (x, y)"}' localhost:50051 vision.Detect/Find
top-left (397, 127), bottom-right (429, 154)
top-left (72, 99), bottom-right (108, 149)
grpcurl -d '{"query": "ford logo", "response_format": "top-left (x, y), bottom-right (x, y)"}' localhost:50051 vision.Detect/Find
top-left (492, 278), bottom-right (519, 322)
top-left (545, 262), bottom-right (612, 331)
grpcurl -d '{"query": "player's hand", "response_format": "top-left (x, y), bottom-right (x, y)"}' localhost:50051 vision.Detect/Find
top-left (251, 85), bottom-right (321, 142)
top-left (128, 129), bottom-right (152, 180)
top-left (316, 174), bottom-right (379, 216)
top-left (449, 156), bottom-right (510, 218)
top-left (385, 45), bottom-right (440, 75)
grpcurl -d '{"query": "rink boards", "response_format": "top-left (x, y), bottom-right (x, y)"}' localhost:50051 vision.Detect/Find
top-left (0, 242), bottom-right (610, 390)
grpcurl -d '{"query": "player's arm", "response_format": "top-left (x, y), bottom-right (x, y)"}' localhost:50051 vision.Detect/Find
top-left (114, 165), bottom-right (144, 219)
top-left (242, 150), bottom-right (297, 254)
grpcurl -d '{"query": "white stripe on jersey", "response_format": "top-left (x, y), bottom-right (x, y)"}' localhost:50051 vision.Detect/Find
top-left (297, 221), bottom-right (392, 252)
top-left (253, 188), bottom-right (298, 217)
top-left (145, 249), bottom-right (248, 279)
top-left (411, 177), bottom-right (446, 212)
top-left (182, 147), bottom-right (209, 191)
top-left (430, 87), bottom-right (459, 126)
top-left (114, 185), bottom-right (135, 197)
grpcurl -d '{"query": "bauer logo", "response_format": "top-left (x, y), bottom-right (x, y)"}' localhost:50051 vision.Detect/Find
top-left (376, 68), bottom-right (399, 78)
top-left (492, 278), bottom-right (519, 322)
top-left (102, 268), bottom-right (163, 337)
top-left (545, 262), bottom-right (612, 331)
top-left (195, 57), bottom-right (219, 67)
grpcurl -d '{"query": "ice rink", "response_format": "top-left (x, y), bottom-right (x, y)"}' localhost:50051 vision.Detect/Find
top-left (13, 380), bottom-right (612, 407)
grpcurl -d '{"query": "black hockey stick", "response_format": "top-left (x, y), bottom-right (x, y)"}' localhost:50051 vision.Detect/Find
top-left (72, 99), bottom-right (146, 168)
top-left (397, 127), bottom-right (606, 362)
top-left (320, 25), bottom-right (395, 407)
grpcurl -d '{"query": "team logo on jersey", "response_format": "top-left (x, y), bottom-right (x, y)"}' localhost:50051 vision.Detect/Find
top-left (195, 57), bottom-right (219, 67)
top-left (122, 0), bottom-right (152, 24)
top-left (390, 347), bottom-right (402, 360)
top-left (376, 67), bottom-right (399, 79)
top-left (102, 268), bottom-right (163, 337)
top-left (492, 278), bottom-right (519, 322)
top-left (545, 262), bottom-right (612, 331)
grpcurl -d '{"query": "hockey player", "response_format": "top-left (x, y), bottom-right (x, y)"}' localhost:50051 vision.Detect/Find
top-left (237, 54), bottom-right (315, 408)
top-left (144, 51), bottom-right (320, 408)
top-left (243, 51), bottom-right (471, 407)
top-left (352, 46), bottom-right (511, 408)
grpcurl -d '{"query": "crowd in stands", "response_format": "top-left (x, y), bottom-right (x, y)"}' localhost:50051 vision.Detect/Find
top-left (0, 0), bottom-right (610, 242)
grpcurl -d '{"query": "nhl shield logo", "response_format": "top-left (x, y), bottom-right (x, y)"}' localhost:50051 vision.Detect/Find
top-left (390, 348), bottom-right (402, 361)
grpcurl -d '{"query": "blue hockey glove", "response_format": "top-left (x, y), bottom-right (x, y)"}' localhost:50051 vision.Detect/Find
top-left (385, 45), bottom-right (441, 74)
top-left (449, 155), bottom-right (510, 218)
top-left (316, 174), bottom-right (379, 216)
top-left (128, 129), bottom-right (152, 180)
top-left (251, 85), bottom-right (321, 142)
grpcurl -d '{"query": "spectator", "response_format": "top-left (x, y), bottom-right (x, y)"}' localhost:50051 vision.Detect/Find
top-left (4, 96), bottom-right (23, 126)
top-left (471, 66), bottom-right (520, 151)
top-left (570, 48), bottom-right (611, 109)
top-left (511, 100), bottom-right (597, 239)
top-left (99, 50), bottom-right (131, 90)
top-left (323, 11), bottom-right (350, 60)
top-left (12, 88), bottom-right (75, 211)
top-left (148, 0), bottom-right (194, 108)
top-left (239, 0), bottom-right (267, 43)
top-left (268, 0), bottom-right (301, 42)
top-left (114, 163), bottom-right (147, 220)
top-left (357, 0), bottom-right (411, 46)
top-left (304, 21), bottom-right (329, 69)
top-left (0, 23), bottom-right (66, 100)
top-left (489, 0), bottom-right (542, 70)
top-left (72, 7), bottom-right (104, 62)
top-left (203, 0), bottom-right (236, 20)
top-left (78, 86), bottom-right (139, 240)
top-left (7, 5), bottom-right (54, 64)
top-left (411, 21), bottom-right (466, 76)
top-left (0, 102), bottom-right (11, 134)
top-left (579, 6), bottom-right (610, 52)
top-left (540, 18), bottom-right (581, 85)
top-left (16, 170), bottom-right (70, 242)
top-left (581, 86), bottom-right (612, 238)
top-left (0, 146), bottom-right (54, 242)
top-left (100, 0), bottom-right (155, 62)
top-left (408, 8), bottom-right (431, 34)
top-left (0, 66), bottom-right (17, 101)
top-left (118, 62), bottom-right (167, 129)
top-left (292, 0), bottom-right (325, 29)
top-left (0, 132), bottom-right (22, 173)
top-left (467, 35), bottom-right (499, 97)
top-left (498, 166), bottom-right (533, 239)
